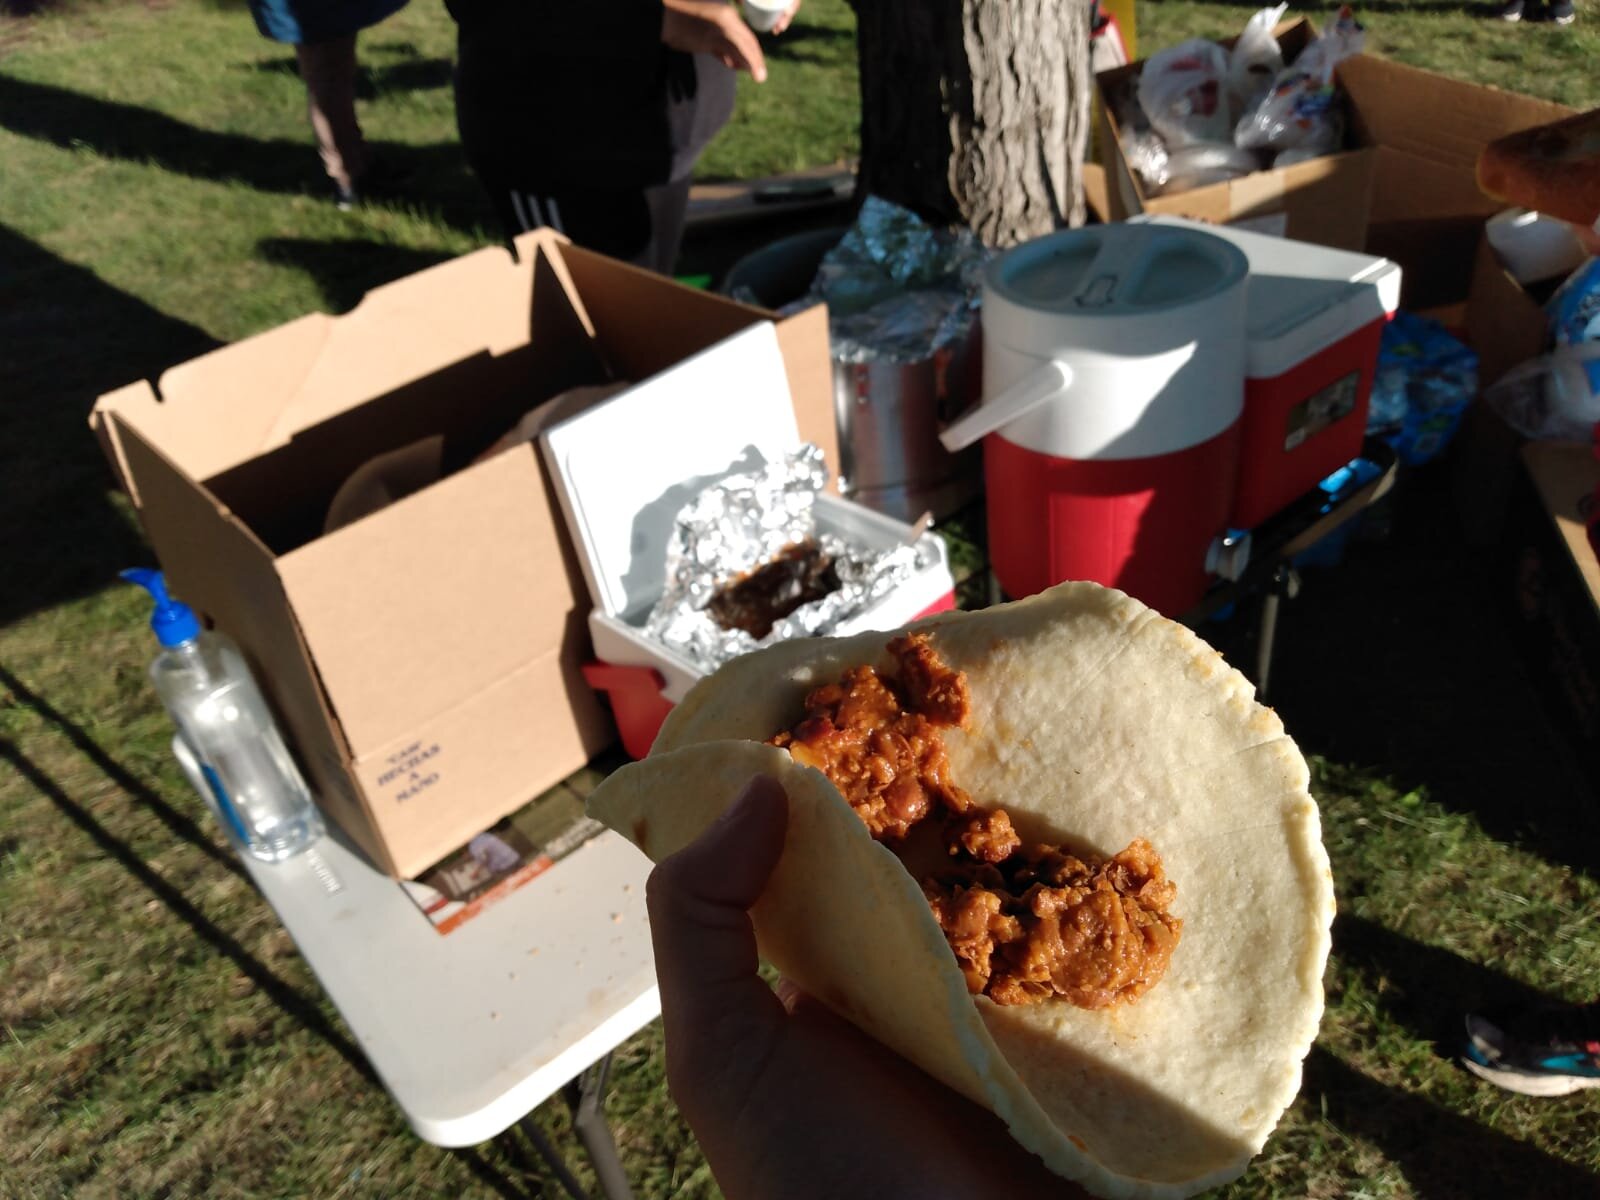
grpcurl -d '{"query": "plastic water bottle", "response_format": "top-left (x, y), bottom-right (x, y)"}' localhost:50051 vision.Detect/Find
top-left (123, 569), bottom-right (322, 863)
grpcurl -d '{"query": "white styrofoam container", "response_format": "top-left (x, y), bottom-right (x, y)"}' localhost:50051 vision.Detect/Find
top-left (541, 322), bottom-right (955, 706)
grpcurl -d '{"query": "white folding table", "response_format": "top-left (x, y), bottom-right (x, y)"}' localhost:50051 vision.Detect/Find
top-left (235, 819), bottom-right (659, 1198)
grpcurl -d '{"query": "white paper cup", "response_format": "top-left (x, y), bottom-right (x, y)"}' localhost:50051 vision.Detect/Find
top-left (742, 0), bottom-right (788, 33)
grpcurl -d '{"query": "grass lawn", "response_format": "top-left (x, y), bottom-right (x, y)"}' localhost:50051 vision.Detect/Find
top-left (2, 1), bottom-right (1598, 1197)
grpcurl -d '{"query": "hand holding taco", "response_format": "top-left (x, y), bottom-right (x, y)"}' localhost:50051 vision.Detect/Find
top-left (591, 581), bottom-right (1335, 1198)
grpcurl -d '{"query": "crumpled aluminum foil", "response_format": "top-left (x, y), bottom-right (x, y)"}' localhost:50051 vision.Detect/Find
top-left (797, 196), bottom-right (993, 365)
top-left (643, 444), bottom-right (941, 674)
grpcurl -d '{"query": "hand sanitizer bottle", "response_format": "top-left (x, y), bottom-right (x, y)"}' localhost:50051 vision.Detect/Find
top-left (123, 569), bottom-right (322, 863)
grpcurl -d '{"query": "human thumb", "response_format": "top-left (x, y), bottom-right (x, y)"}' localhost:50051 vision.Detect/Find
top-left (645, 775), bottom-right (790, 1115)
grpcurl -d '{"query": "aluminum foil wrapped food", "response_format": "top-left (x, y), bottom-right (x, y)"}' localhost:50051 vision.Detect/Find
top-left (795, 196), bottom-right (993, 365)
top-left (643, 444), bottom-right (942, 674)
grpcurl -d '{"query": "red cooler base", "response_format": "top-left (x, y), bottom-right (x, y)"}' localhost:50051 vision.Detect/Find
top-left (985, 429), bottom-right (1239, 617)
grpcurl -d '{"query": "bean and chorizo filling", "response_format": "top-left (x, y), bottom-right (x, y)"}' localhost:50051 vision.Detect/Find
top-left (769, 632), bottom-right (1181, 1010)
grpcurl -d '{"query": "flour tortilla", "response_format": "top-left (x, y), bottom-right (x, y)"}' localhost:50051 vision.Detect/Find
top-left (588, 581), bottom-right (1334, 1199)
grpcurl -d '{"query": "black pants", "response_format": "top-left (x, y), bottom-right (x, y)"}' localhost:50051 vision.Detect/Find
top-left (495, 175), bottom-right (693, 275)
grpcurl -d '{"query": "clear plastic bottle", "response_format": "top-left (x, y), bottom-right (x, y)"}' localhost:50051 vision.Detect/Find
top-left (123, 569), bottom-right (322, 863)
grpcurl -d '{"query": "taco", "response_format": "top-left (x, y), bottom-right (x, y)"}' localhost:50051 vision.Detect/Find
top-left (588, 581), bottom-right (1334, 1199)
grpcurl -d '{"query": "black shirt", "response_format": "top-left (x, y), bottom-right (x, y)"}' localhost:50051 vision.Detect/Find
top-left (447, 0), bottom-right (691, 193)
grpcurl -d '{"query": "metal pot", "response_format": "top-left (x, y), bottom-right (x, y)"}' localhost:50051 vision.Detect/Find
top-left (722, 229), bottom-right (981, 521)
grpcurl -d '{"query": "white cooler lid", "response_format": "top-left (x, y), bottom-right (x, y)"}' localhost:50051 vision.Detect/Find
top-left (1132, 215), bottom-right (1403, 381)
top-left (540, 322), bottom-right (800, 620)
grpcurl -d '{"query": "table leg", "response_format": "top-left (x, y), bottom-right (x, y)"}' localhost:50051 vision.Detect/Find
top-left (514, 1115), bottom-right (592, 1200)
top-left (564, 1054), bottom-right (636, 1200)
top-left (1255, 565), bottom-right (1300, 701)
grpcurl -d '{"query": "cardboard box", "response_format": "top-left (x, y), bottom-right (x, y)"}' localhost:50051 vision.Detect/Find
top-left (1099, 30), bottom-right (1576, 261)
top-left (1096, 19), bottom-right (1377, 251)
top-left (92, 231), bottom-right (839, 878)
top-left (1453, 233), bottom-right (1558, 545)
top-left (1505, 441), bottom-right (1600, 795)
top-left (1345, 54), bottom-right (1572, 312)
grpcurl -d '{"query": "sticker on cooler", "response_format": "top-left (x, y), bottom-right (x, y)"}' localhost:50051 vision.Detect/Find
top-left (1285, 370), bottom-right (1362, 451)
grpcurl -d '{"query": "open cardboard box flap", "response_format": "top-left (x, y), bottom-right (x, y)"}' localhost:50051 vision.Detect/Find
top-left (1350, 56), bottom-right (1574, 232)
top-left (92, 229), bottom-right (839, 877)
top-left (1341, 55), bottom-right (1574, 227)
top-left (98, 243), bottom-right (589, 488)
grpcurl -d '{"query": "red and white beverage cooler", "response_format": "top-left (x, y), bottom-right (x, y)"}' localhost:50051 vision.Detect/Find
top-left (942, 223), bottom-right (1250, 616)
top-left (540, 323), bottom-right (956, 760)
top-left (1133, 215), bottom-right (1402, 529)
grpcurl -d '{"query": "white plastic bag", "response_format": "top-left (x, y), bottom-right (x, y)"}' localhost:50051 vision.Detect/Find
top-left (1137, 38), bottom-right (1232, 148)
top-left (1227, 5), bottom-right (1288, 122)
top-left (1154, 143), bottom-right (1262, 196)
top-left (1485, 341), bottom-right (1600, 442)
top-left (1293, 5), bottom-right (1367, 83)
top-left (1234, 6), bottom-right (1365, 155)
top-left (1121, 128), bottom-right (1171, 192)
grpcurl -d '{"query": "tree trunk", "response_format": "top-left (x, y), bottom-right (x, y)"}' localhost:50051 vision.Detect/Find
top-left (853, 0), bottom-right (1091, 247)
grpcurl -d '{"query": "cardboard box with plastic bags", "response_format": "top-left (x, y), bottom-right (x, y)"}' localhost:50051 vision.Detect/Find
top-left (1098, 32), bottom-right (1573, 257)
top-left (91, 231), bottom-right (838, 878)
top-left (1096, 18), bottom-right (1377, 250)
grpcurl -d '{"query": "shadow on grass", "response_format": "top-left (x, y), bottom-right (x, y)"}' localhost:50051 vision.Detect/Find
top-left (256, 236), bottom-right (457, 313)
top-left (1307, 1045), bottom-right (1599, 1196)
top-left (0, 665), bottom-right (247, 882)
top-left (250, 54), bottom-right (455, 98)
top-left (2, 671), bottom-right (604, 1200)
top-left (0, 224), bottom-right (222, 629)
top-left (0, 74), bottom-right (484, 230)
top-left (1205, 462), bottom-right (1599, 880)
top-left (0, 735), bottom-right (381, 1089)
top-left (454, 1146), bottom-right (542, 1200)
top-left (1331, 912), bottom-right (1574, 1058)
top-left (763, 21), bottom-right (856, 65)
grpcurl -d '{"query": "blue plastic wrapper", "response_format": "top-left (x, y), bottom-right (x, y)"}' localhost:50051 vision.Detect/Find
top-left (1365, 311), bottom-right (1478, 466)
top-left (1548, 257), bottom-right (1600, 390)
top-left (1291, 456), bottom-right (1387, 569)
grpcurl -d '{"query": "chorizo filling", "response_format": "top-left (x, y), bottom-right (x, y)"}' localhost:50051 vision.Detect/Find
top-left (769, 632), bottom-right (1181, 1010)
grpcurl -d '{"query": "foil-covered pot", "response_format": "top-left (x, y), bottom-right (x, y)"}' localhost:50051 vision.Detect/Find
top-left (643, 445), bottom-right (941, 674)
top-left (806, 196), bottom-right (993, 366)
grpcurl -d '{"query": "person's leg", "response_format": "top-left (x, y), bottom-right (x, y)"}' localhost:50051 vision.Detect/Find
top-left (642, 175), bottom-right (694, 276)
top-left (296, 34), bottom-right (366, 200)
top-left (499, 185), bottom-right (653, 264)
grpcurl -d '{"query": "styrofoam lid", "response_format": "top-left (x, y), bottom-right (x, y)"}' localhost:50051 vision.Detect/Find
top-left (540, 322), bottom-right (799, 619)
top-left (1132, 215), bottom-right (1403, 379)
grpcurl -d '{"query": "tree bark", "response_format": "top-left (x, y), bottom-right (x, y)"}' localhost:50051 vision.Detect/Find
top-left (853, 0), bottom-right (1091, 247)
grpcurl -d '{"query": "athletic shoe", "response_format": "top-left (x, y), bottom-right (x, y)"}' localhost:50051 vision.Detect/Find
top-left (1497, 0), bottom-right (1526, 20)
top-left (1463, 1002), bottom-right (1600, 1096)
top-left (335, 184), bottom-right (359, 212)
top-left (1549, 0), bottom-right (1576, 23)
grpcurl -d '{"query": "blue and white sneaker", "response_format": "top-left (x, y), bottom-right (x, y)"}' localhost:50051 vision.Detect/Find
top-left (1463, 1002), bottom-right (1600, 1097)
